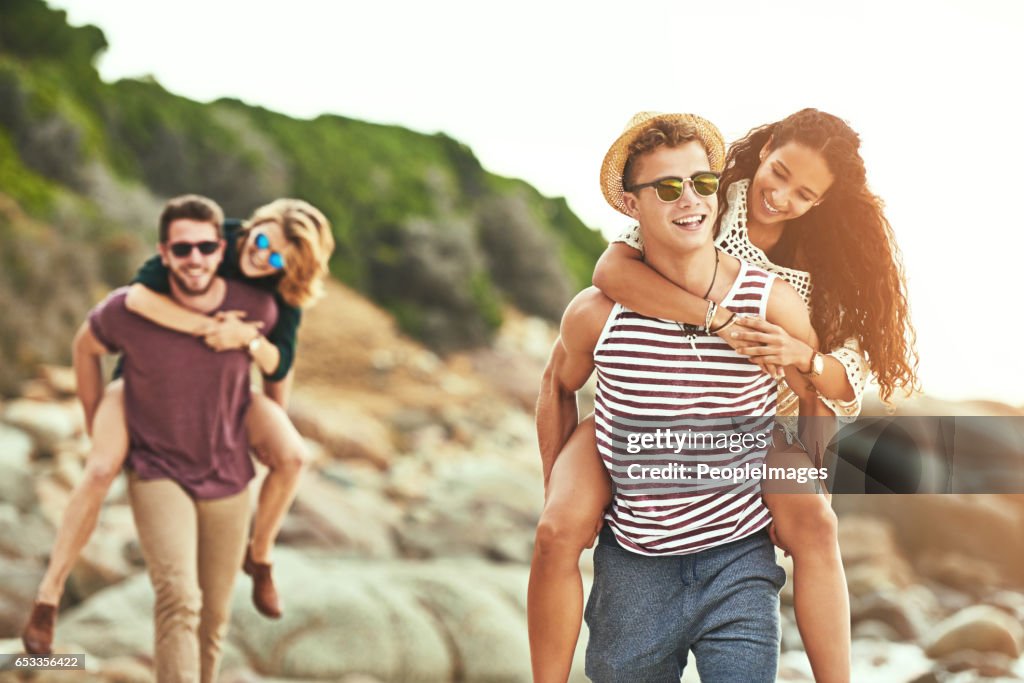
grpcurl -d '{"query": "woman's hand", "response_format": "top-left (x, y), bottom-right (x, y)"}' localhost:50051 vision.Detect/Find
top-left (202, 311), bottom-right (264, 351)
top-left (729, 317), bottom-right (815, 371)
top-left (715, 314), bottom-right (781, 378)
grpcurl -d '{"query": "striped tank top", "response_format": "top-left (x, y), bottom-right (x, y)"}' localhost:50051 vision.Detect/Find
top-left (593, 258), bottom-right (779, 556)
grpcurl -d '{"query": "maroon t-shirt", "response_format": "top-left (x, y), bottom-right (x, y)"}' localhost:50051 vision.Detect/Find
top-left (89, 282), bottom-right (277, 499)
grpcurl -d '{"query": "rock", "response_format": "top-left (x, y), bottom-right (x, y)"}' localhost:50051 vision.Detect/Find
top-left (930, 584), bottom-right (975, 615)
top-left (833, 496), bottom-right (1024, 588)
top-left (924, 605), bottom-right (1024, 659)
top-left (780, 607), bottom-right (803, 653)
top-left (57, 551), bottom-right (542, 681)
top-left (20, 378), bottom-right (57, 401)
top-left (284, 471), bottom-right (400, 558)
top-left (0, 557), bottom-right (45, 639)
top-left (53, 450), bottom-right (86, 490)
top-left (383, 457), bottom-right (433, 502)
top-left (852, 619), bottom-right (905, 642)
top-left (851, 586), bottom-right (938, 642)
top-left (0, 504), bottom-right (54, 561)
top-left (845, 563), bottom-right (909, 600)
top-left (288, 398), bottom-right (394, 469)
top-left (938, 649), bottom-right (1017, 677)
top-left (35, 475), bottom-right (73, 527)
top-left (850, 639), bottom-right (932, 682)
top-left (98, 656), bottom-right (153, 683)
top-left (2, 399), bottom-right (82, 453)
top-left (394, 457), bottom-right (542, 563)
top-left (919, 551), bottom-right (1004, 596)
top-left (0, 423), bottom-right (34, 467)
top-left (838, 514), bottom-right (915, 597)
top-left (39, 366), bottom-right (77, 398)
top-left (0, 458), bottom-right (36, 512)
top-left (983, 590), bottom-right (1024, 622)
top-left (66, 504), bottom-right (139, 602)
top-left (777, 650), bottom-right (814, 681)
top-left (56, 575), bottom-right (156, 657)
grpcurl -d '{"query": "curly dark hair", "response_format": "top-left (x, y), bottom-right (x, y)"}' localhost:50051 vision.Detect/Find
top-left (718, 108), bottom-right (919, 404)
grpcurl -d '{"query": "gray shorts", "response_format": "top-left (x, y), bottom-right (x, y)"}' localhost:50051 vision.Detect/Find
top-left (584, 527), bottom-right (785, 683)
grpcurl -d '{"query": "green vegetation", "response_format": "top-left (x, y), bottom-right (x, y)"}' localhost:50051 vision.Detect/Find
top-left (0, 0), bottom-right (607, 392)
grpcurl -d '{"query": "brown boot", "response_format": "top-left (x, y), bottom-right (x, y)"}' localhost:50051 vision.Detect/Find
top-left (22, 602), bottom-right (57, 655)
top-left (243, 546), bottom-right (282, 619)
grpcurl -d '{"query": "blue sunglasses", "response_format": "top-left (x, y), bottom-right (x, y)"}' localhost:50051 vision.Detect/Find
top-left (254, 232), bottom-right (285, 270)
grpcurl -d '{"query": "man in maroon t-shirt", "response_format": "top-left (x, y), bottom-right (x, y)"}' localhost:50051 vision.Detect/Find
top-left (76, 196), bottom-right (275, 681)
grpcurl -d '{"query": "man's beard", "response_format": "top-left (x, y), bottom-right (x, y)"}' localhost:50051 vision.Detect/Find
top-left (169, 268), bottom-right (216, 296)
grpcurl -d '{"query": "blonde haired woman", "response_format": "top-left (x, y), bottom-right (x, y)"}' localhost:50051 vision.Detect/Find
top-left (23, 199), bottom-right (334, 653)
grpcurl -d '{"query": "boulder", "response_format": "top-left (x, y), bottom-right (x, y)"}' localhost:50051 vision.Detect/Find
top-left (0, 423), bottom-right (34, 468)
top-left (924, 605), bottom-right (1024, 659)
top-left (66, 504), bottom-right (139, 602)
top-left (0, 557), bottom-right (45, 639)
top-left (394, 457), bottom-right (542, 563)
top-left (0, 504), bottom-right (54, 561)
top-left (56, 552), bottom-right (544, 682)
top-left (937, 649), bottom-right (1017, 677)
top-left (284, 471), bottom-right (400, 558)
top-left (288, 398), bottom-right (394, 469)
top-left (849, 639), bottom-right (932, 682)
top-left (850, 586), bottom-right (938, 642)
top-left (2, 400), bottom-right (81, 453)
top-left (834, 496), bottom-right (1024, 586)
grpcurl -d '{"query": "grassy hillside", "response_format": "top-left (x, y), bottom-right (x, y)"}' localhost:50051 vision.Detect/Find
top-left (0, 0), bottom-right (606, 393)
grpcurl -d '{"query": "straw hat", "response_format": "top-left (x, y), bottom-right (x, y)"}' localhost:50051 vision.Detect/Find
top-left (600, 112), bottom-right (726, 216)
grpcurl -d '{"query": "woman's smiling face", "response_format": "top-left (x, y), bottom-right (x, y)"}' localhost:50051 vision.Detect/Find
top-left (239, 221), bottom-right (287, 277)
top-left (747, 141), bottom-right (834, 225)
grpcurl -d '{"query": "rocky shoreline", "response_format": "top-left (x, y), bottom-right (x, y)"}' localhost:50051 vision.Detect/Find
top-left (2, 289), bottom-right (1024, 681)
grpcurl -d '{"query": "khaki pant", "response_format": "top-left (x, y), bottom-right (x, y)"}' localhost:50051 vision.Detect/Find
top-left (128, 476), bottom-right (250, 683)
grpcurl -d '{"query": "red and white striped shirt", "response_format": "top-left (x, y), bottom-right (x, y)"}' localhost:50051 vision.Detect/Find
top-left (594, 258), bottom-right (778, 556)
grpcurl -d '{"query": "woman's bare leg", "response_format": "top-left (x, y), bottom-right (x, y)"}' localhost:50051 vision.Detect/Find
top-left (241, 393), bottom-right (307, 618)
top-left (36, 381), bottom-right (129, 605)
top-left (245, 393), bottom-right (307, 564)
top-left (528, 414), bottom-right (612, 683)
top-left (24, 381), bottom-right (129, 654)
top-left (762, 439), bottom-right (850, 683)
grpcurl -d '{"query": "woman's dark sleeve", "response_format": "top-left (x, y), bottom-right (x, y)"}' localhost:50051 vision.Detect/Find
top-left (264, 298), bottom-right (301, 382)
top-left (130, 254), bottom-right (172, 293)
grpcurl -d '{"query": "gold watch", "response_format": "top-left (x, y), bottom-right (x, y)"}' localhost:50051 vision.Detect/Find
top-left (803, 351), bottom-right (824, 377)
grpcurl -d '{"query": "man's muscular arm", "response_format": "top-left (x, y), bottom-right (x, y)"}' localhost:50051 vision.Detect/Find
top-left (536, 288), bottom-right (614, 487)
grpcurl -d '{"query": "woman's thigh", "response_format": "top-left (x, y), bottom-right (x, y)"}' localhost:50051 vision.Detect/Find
top-left (86, 379), bottom-right (130, 472)
top-left (541, 414), bottom-right (613, 546)
top-left (245, 393), bottom-right (304, 468)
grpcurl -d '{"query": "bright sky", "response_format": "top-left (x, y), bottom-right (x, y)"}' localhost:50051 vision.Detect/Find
top-left (46, 0), bottom-right (1024, 406)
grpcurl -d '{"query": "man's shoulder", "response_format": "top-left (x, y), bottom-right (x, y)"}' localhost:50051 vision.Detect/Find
top-left (560, 287), bottom-right (615, 353)
top-left (92, 287), bottom-right (131, 315)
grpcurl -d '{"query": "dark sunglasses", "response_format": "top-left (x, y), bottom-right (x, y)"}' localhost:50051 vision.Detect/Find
top-left (168, 241), bottom-right (220, 258)
top-left (626, 172), bottom-right (720, 201)
top-left (254, 232), bottom-right (285, 270)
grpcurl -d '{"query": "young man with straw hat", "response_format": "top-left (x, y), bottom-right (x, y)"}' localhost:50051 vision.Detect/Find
top-left (531, 112), bottom-right (821, 682)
